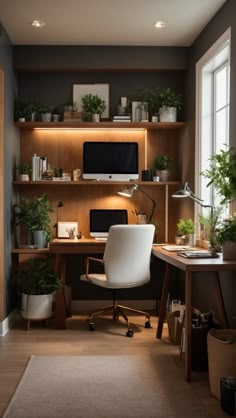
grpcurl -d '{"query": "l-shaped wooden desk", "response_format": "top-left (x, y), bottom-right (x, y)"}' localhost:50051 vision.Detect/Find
top-left (12, 240), bottom-right (236, 382)
top-left (152, 246), bottom-right (236, 381)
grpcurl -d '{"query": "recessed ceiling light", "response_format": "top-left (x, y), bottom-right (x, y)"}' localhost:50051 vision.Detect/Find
top-left (154, 21), bottom-right (166, 29)
top-left (31, 20), bottom-right (45, 28)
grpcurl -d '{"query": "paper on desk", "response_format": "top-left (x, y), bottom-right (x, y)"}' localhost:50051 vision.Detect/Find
top-left (162, 245), bottom-right (192, 252)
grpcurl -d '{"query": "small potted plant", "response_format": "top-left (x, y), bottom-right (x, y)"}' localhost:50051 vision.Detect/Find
top-left (158, 87), bottom-right (183, 122)
top-left (216, 216), bottom-right (236, 260)
top-left (14, 101), bottom-right (26, 122)
top-left (81, 94), bottom-right (106, 122)
top-left (14, 194), bottom-right (54, 248)
top-left (176, 218), bottom-right (195, 246)
top-left (38, 104), bottom-right (53, 122)
top-left (152, 154), bottom-right (172, 181)
top-left (17, 162), bottom-right (32, 181)
top-left (15, 257), bottom-right (61, 330)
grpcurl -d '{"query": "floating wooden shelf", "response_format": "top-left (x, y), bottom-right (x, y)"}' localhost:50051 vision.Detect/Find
top-left (15, 121), bottom-right (186, 130)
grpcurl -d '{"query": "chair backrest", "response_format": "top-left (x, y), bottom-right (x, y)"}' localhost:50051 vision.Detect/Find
top-left (103, 224), bottom-right (155, 288)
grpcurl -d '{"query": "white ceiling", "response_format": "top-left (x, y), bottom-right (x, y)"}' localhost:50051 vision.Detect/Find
top-left (0, 0), bottom-right (227, 47)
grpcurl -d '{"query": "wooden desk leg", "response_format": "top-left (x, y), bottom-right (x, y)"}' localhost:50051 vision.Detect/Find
top-left (213, 272), bottom-right (229, 328)
top-left (156, 263), bottom-right (171, 339)
top-left (52, 254), bottom-right (67, 330)
top-left (185, 271), bottom-right (192, 382)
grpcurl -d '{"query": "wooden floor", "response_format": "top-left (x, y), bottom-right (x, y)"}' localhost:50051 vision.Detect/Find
top-left (0, 314), bottom-right (226, 418)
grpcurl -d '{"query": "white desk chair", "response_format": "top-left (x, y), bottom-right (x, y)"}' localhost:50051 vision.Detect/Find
top-left (80, 224), bottom-right (155, 337)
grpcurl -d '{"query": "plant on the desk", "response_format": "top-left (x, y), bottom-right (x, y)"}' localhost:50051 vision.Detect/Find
top-left (14, 194), bottom-right (54, 248)
top-left (176, 218), bottom-right (196, 246)
top-left (15, 257), bottom-right (61, 328)
top-left (216, 216), bottom-right (236, 260)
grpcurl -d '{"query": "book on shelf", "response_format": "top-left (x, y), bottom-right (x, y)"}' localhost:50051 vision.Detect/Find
top-left (112, 116), bottom-right (131, 122)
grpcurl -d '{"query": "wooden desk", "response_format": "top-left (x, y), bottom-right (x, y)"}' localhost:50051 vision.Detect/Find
top-left (152, 246), bottom-right (236, 381)
top-left (49, 239), bottom-right (106, 329)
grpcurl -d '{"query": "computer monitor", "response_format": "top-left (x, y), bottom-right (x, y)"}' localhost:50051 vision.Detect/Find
top-left (89, 209), bottom-right (128, 239)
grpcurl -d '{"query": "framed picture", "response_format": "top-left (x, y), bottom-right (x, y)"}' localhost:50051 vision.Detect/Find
top-left (73, 83), bottom-right (110, 119)
top-left (57, 222), bottom-right (78, 238)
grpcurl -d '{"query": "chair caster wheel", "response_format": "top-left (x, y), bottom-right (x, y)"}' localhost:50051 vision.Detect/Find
top-left (145, 321), bottom-right (151, 329)
top-left (126, 330), bottom-right (133, 338)
top-left (89, 323), bottom-right (95, 331)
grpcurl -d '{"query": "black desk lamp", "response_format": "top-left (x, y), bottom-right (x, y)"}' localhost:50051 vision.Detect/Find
top-left (117, 184), bottom-right (156, 224)
top-left (53, 201), bottom-right (64, 228)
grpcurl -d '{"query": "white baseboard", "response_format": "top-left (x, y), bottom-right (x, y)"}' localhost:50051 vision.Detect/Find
top-left (72, 299), bottom-right (158, 314)
top-left (0, 310), bottom-right (18, 336)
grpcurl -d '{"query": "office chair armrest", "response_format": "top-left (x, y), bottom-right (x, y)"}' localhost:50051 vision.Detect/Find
top-left (85, 257), bottom-right (104, 281)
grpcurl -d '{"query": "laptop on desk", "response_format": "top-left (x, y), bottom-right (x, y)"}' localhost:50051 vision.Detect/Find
top-left (89, 209), bottom-right (128, 240)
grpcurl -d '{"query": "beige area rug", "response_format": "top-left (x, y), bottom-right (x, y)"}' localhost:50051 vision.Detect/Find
top-left (3, 355), bottom-right (212, 418)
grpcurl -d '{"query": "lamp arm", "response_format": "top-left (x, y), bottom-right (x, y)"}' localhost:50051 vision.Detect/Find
top-left (136, 185), bottom-right (156, 224)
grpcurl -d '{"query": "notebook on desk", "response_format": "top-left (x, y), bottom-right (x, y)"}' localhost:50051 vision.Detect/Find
top-left (178, 250), bottom-right (219, 259)
top-left (162, 245), bottom-right (191, 252)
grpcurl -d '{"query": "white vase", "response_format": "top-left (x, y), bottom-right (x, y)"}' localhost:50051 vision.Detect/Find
top-left (185, 233), bottom-right (196, 247)
top-left (159, 107), bottom-right (177, 122)
top-left (92, 113), bottom-right (100, 122)
top-left (19, 174), bottom-right (29, 181)
top-left (41, 113), bottom-right (52, 122)
top-left (21, 293), bottom-right (53, 320)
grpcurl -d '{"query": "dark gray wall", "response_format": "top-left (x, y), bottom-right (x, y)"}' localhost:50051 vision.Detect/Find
top-left (188, 0), bottom-right (236, 327)
top-left (0, 24), bottom-right (19, 319)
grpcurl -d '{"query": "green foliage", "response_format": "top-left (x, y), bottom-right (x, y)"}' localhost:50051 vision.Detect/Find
top-left (14, 100), bottom-right (40, 120)
top-left (177, 218), bottom-right (195, 234)
top-left (15, 194), bottom-right (54, 241)
top-left (81, 94), bottom-right (106, 115)
top-left (158, 87), bottom-right (183, 110)
top-left (201, 146), bottom-right (236, 205)
top-left (17, 162), bottom-right (32, 175)
top-left (216, 217), bottom-right (236, 245)
top-left (16, 257), bottom-right (61, 295)
top-left (152, 154), bottom-right (172, 170)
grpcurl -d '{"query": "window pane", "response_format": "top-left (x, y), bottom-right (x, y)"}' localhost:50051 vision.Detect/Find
top-left (215, 107), bottom-right (227, 152)
top-left (215, 66), bottom-right (227, 110)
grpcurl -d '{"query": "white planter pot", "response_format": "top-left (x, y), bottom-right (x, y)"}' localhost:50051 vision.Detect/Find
top-left (92, 113), bottom-right (100, 122)
top-left (185, 233), bottom-right (196, 247)
top-left (21, 293), bottom-right (54, 320)
top-left (159, 107), bottom-right (177, 122)
top-left (19, 174), bottom-right (29, 181)
top-left (41, 113), bottom-right (52, 122)
top-left (222, 241), bottom-right (236, 260)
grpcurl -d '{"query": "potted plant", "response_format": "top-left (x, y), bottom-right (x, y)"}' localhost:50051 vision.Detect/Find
top-left (176, 218), bottom-right (196, 246)
top-left (17, 162), bottom-right (32, 181)
top-left (81, 94), bottom-right (106, 122)
top-left (14, 194), bottom-right (54, 248)
top-left (38, 104), bottom-right (53, 122)
top-left (14, 100), bottom-right (26, 122)
top-left (15, 257), bottom-right (61, 329)
top-left (216, 216), bottom-right (236, 260)
top-left (152, 154), bottom-right (172, 181)
top-left (158, 87), bottom-right (183, 122)
top-left (201, 146), bottom-right (236, 205)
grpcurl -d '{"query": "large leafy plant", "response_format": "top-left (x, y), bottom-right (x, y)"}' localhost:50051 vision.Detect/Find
top-left (201, 146), bottom-right (236, 205)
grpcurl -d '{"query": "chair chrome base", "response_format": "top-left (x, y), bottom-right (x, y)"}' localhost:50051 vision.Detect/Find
top-left (88, 294), bottom-right (151, 337)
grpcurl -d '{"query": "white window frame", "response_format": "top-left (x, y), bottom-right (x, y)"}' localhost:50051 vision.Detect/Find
top-left (195, 28), bottom-right (231, 224)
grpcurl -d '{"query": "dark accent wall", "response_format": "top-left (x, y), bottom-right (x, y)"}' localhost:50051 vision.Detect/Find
top-left (188, 0), bottom-right (236, 327)
top-left (0, 24), bottom-right (19, 319)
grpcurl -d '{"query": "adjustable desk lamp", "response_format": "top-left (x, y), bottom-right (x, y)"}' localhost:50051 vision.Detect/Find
top-left (117, 184), bottom-right (156, 224)
top-left (172, 182), bottom-right (214, 218)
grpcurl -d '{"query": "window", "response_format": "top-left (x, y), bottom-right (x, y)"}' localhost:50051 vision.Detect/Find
top-left (196, 28), bottom-right (231, 219)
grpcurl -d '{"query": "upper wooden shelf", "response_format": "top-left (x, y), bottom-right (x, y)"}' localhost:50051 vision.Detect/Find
top-left (13, 180), bottom-right (181, 186)
top-left (14, 121), bottom-right (186, 130)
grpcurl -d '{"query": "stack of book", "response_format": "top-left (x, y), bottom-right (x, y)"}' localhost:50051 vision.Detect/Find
top-left (112, 115), bottom-right (131, 123)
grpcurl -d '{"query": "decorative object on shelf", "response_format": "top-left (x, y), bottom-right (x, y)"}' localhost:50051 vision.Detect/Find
top-left (72, 168), bottom-right (81, 181)
top-left (17, 162), bottom-right (32, 181)
top-left (14, 194), bottom-right (54, 248)
top-left (158, 87), bottom-right (183, 122)
top-left (176, 218), bottom-right (196, 246)
top-left (52, 106), bottom-right (62, 122)
top-left (14, 100), bottom-right (39, 122)
top-left (80, 93), bottom-right (106, 122)
top-left (73, 83), bottom-right (109, 119)
top-left (57, 222), bottom-right (78, 238)
top-left (14, 257), bottom-right (61, 330)
top-left (117, 184), bottom-right (156, 224)
top-left (152, 154), bottom-right (172, 181)
top-left (38, 104), bottom-right (53, 122)
top-left (141, 169), bottom-right (153, 181)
